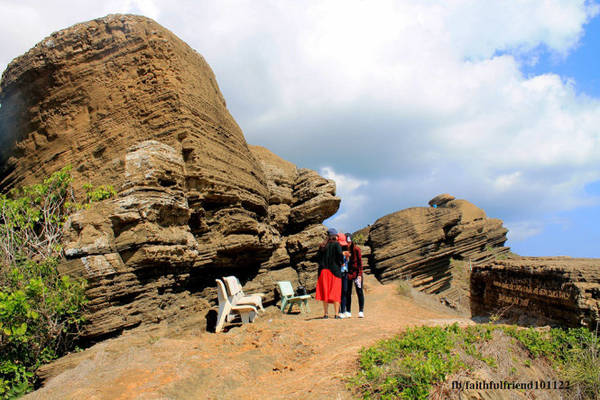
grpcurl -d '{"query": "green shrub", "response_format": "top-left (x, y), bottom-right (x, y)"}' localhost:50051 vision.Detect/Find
top-left (501, 325), bottom-right (600, 398)
top-left (82, 183), bottom-right (116, 204)
top-left (352, 324), bottom-right (465, 399)
top-left (0, 166), bottom-right (75, 266)
top-left (0, 167), bottom-right (112, 398)
top-left (352, 323), bottom-right (600, 400)
top-left (353, 232), bottom-right (367, 245)
top-left (0, 258), bottom-right (87, 398)
top-left (561, 332), bottom-right (600, 399)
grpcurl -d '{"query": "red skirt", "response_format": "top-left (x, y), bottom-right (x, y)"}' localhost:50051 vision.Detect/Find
top-left (315, 269), bottom-right (341, 303)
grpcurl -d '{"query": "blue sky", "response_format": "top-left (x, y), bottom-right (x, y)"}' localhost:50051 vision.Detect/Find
top-left (522, 14), bottom-right (600, 98)
top-left (497, 12), bottom-right (600, 256)
top-left (0, 0), bottom-right (599, 257)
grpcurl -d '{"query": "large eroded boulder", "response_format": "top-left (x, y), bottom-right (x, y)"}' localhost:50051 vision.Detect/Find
top-left (0, 15), bottom-right (267, 215)
top-left (362, 195), bottom-right (509, 294)
top-left (0, 15), bottom-right (339, 340)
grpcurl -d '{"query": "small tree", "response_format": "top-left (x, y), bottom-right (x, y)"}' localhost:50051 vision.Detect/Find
top-left (0, 167), bottom-right (78, 267)
top-left (0, 166), bottom-right (115, 397)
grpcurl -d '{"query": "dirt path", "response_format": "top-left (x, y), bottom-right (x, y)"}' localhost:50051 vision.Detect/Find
top-left (26, 276), bottom-right (471, 400)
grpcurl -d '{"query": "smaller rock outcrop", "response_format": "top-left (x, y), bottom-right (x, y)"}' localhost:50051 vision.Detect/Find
top-left (428, 193), bottom-right (455, 207)
top-left (359, 195), bottom-right (509, 294)
top-left (471, 257), bottom-right (600, 328)
top-left (60, 141), bottom-right (209, 340)
top-left (247, 145), bottom-right (339, 293)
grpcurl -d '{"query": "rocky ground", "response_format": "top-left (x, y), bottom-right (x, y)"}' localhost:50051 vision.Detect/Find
top-left (25, 275), bottom-right (469, 400)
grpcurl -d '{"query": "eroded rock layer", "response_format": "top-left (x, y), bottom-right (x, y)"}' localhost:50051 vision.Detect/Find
top-left (0, 14), bottom-right (266, 213)
top-left (361, 195), bottom-right (509, 294)
top-left (471, 257), bottom-right (600, 328)
top-left (0, 15), bottom-right (339, 340)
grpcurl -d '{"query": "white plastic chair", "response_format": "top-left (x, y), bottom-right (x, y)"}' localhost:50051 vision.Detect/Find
top-left (215, 279), bottom-right (258, 333)
top-left (223, 276), bottom-right (265, 312)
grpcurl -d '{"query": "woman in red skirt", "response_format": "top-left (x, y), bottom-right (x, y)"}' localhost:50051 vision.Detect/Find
top-left (316, 228), bottom-right (344, 318)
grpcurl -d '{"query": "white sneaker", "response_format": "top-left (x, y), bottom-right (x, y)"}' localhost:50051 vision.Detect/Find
top-left (345, 311), bottom-right (352, 318)
top-left (338, 313), bottom-right (346, 319)
top-left (358, 311), bottom-right (364, 318)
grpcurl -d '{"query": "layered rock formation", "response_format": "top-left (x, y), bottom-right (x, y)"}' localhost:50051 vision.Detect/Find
top-left (359, 194), bottom-right (509, 294)
top-left (246, 145), bottom-right (339, 297)
top-left (0, 15), bottom-right (339, 340)
top-left (471, 257), bottom-right (600, 328)
top-left (348, 227), bottom-right (373, 275)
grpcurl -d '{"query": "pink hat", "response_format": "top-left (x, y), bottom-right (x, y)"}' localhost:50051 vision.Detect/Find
top-left (337, 232), bottom-right (348, 246)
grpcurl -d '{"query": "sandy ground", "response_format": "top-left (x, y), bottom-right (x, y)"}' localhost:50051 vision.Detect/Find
top-left (26, 275), bottom-right (471, 400)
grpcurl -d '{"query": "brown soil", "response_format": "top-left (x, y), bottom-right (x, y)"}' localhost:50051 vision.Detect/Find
top-left (25, 275), bottom-right (470, 400)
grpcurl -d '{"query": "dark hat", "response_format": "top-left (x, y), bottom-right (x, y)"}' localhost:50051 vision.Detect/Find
top-left (327, 228), bottom-right (337, 235)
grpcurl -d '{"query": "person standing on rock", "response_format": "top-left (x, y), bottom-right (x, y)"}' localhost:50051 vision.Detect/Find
top-left (345, 233), bottom-right (365, 318)
top-left (316, 228), bottom-right (344, 319)
top-left (339, 233), bottom-right (351, 319)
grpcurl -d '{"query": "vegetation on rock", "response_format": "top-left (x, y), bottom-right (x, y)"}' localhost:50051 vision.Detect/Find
top-left (352, 232), bottom-right (367, 245)
top-left (351, 323), bottom-right (600, 400)
top-left (0, 166), bottom-right (114, 398)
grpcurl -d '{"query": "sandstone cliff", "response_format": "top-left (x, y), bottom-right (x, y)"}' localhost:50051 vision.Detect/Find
top-left (358, 194), bottom-right (509, 295)
top-left (0, 15), bottom-right (339, 340)
top-left (471, 257), bottom-right (600, 328)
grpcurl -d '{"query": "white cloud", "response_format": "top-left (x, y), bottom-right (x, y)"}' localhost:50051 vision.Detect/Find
top-left (507, 215), bottom-right (575, 244)
top-left (320, 167), bottom-right (368, 233)
top-left (440, 0), bottom-right (599, 59)
top-left (0, 0), bottom-right (161, 73)
top-left (102, 0), bottom-right (160, 19)
top-left (506, 220), bottom-right (545, 242)
top-left (321, 167), bottom-right (367, 193)
top-left (493, 172), bottom-right (523, 192)
top-left (1, 0), bottom-right (600, 250)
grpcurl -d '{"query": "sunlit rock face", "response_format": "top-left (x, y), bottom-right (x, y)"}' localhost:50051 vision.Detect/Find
top-left (359, 195), bottom-right (509, 294)
top-left (0, 15), bottom-right (339, 340)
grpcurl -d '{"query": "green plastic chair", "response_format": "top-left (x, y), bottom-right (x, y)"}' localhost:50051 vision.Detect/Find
top-left (277, 281), bottom-right (311, 313)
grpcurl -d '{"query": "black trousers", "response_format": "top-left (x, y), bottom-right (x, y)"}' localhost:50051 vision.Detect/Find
top-left (345, 276), bottom-right (364, 313)
top-left (340, 273), bottom-right (349, 313)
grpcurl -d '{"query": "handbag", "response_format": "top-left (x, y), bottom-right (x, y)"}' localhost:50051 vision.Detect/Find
top-left (296, 285), bottom-right (307, 296)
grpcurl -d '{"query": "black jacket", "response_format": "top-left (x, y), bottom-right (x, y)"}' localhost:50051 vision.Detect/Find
top-left (318, 240), bottom-right (343, 278)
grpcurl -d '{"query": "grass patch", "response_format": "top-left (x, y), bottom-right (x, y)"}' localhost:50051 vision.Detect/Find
top-left (395, 280), bottom-right (413, 298)
top-left (351, 323), bottom-right (600, 399)
top-left (501, 325), bottom-right (600, 398)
